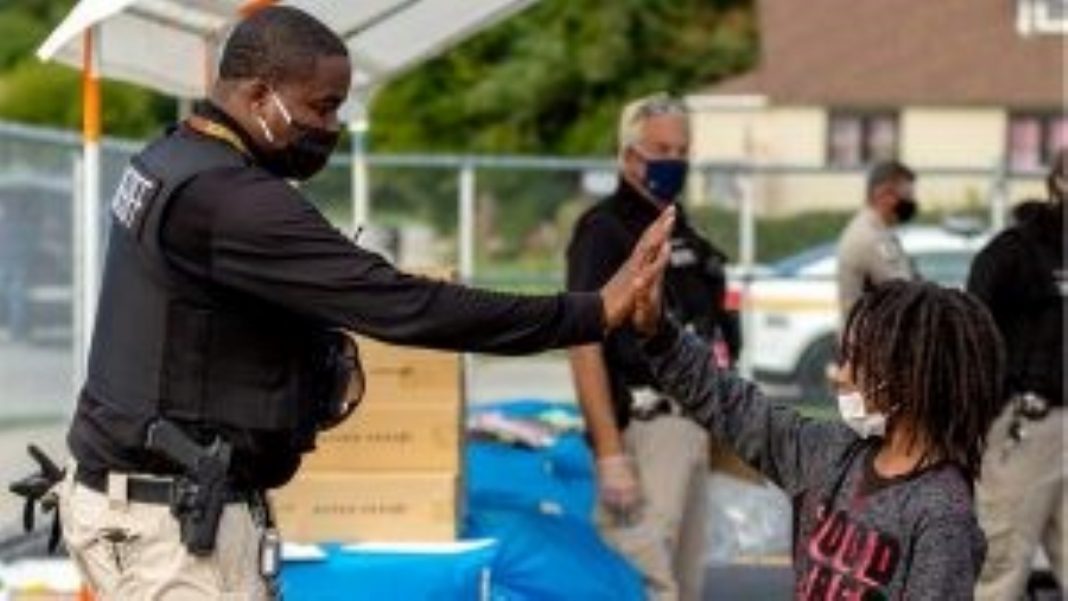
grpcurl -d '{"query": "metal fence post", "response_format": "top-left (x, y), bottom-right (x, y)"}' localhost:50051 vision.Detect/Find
top-left (459, 161), bottom-right (477, 283)
top-left (738, 164), bottom-right (757, 379)
top-left (71, 153), bottom-right (85, 394)
top-left (457, 161), bottom-right (478, 398)
top-left (990, 158), bottom-right (1009, 232)
top-left (350, 99), bottom-right (370, 234)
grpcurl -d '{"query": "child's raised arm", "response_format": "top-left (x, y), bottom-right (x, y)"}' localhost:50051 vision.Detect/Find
top-left (642, 321), bottom-right (856, 496)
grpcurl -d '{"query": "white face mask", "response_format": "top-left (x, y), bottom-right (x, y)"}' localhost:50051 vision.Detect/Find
top-left (837, 391), bottom-right (888, 438)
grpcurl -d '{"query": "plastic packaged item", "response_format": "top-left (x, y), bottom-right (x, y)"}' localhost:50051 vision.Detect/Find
top-left (704, 472), bottom-right (792, 566)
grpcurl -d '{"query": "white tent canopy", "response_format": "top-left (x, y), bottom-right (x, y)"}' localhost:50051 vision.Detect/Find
top-left (38, 0), bottom-right (537, 98)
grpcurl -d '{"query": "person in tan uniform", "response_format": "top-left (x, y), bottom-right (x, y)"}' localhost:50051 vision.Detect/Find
top-left (837, 161), bottom-right (919, 320)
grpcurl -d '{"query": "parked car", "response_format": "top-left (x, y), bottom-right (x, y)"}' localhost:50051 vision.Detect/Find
top-left (735, 224), bottom-right (990, 405)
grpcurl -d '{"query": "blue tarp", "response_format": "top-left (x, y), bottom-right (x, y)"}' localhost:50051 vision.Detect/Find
top-left (464, 400), bottom-right (643, 600)
top-left (465, 431), bottom-right (594, 518)
top-left (282, 542), bottom-right (499, 600)
top-left (465, 508), bottom-right (643, 600)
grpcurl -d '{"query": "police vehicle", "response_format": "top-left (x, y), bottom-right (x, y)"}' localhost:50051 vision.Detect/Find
top-left (737, 225), bottom-right (990, 405)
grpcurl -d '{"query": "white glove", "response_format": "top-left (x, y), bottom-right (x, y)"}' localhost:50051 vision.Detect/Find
top-left (596, 454), bottom-right (643, 521)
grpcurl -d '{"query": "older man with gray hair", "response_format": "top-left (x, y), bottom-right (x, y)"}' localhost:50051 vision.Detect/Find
top-left (566, 93), bottom-right (739, 600)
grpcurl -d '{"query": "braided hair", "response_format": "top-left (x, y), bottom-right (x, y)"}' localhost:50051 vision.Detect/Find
top-left (839, 280), bottom-right (1005, 479)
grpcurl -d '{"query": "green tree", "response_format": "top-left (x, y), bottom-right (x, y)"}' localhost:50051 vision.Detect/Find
top-left (0, 9), bottom-right (48, 69)
top-left (369, 0), bottom-right (757, 156)
top-left (0, 61), bottom-right (173, 137)
top-left (0, 0), bottom-right (173, 137)
top-left (367, 0), bottom-right (756, 260)
top-left (0, 0), bottom-right (756, 145)
top-left (0, 0), bottom-right (73, 68)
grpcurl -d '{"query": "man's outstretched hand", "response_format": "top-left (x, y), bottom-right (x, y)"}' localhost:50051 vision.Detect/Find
top-left (599, 206), bottom-right (675, 331)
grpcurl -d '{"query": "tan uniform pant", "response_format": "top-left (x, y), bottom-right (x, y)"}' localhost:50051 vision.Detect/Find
top-left (597, 415), bottom-right (710, 601)
top-left (977, 405), bottom-right (1066, 600)
top-left (57, 467), bottom-right (269, 600)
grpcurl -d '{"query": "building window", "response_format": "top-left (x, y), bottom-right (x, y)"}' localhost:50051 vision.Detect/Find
top-left (1008, 112), bottom-right (1068, 171)
top-left (1017, 0), bottom-right (1068, 35)
top-left (827, 112), bottom-right (899, 167)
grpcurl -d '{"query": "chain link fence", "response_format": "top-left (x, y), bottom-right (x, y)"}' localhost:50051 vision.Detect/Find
top-left (0, 120), bottom-right (1049, 419)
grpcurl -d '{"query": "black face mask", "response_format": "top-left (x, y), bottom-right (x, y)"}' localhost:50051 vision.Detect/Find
top-left (894, 197), bottom-right (918, 223)
top-left (258, 92), bottom-right (340, 181)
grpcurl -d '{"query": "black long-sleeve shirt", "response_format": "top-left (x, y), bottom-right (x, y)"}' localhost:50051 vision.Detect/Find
top-left (566, 178), bottom-right (736, 430)
top-left (69, 102), bottom-right (604, 486)
top-left (967, 202), bottom-right (1064, 409)
top-left (161, 155), bottom-right (603, 353)
top-left (162, 103), bottom-right (604, 353)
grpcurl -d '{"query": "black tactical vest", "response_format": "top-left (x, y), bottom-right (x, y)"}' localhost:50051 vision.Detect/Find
top-left (85, 127), bottom-right (322, 454)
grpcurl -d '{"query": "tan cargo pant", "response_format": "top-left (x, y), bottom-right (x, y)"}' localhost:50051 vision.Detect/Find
top-left (976, 405), bottom-right (1066, 600)
top-left (57, 467), bottom-right (269, 600)
top-left (597, 415), bottom-right (710, 601)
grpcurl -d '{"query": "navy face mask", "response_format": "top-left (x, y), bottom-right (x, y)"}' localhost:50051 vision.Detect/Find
top-left (643, 158), bottom-right (688, 202)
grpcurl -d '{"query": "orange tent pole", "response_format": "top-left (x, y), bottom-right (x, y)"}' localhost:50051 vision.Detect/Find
top-left (82, 30), bottom-right (100, 143)
top-left (239, 0), bottom-right (278, 17)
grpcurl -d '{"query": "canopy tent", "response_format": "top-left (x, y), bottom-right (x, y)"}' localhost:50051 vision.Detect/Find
top-left (38, 0), bottom-right (537, 98)
top-left (37, 0), bottom-right (538, 227)
top-left (36, 0), bottom-right (539, 387)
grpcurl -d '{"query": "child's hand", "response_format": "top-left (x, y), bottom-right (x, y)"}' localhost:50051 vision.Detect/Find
top-left (599, 207), bottom-right (675, 331)
top-left (632, 237), bottom-right (671, 337)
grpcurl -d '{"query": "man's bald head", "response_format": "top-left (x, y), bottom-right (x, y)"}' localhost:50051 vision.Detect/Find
top-left (218, 6), bottom-right (348, 87)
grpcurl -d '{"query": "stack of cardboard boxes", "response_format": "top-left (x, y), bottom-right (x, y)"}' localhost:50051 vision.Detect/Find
top-left (271, 335), bottom-right (465, 543)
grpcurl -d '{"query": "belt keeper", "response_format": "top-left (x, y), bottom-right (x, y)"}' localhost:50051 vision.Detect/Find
top-left (107, 473), bottom-right (129, 509)
top-left (1014, 391), bottom-right (1050, 420)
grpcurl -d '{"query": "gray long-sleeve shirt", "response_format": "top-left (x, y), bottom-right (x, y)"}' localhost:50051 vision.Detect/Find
top-left (643, 324), bottom-right (984, 600)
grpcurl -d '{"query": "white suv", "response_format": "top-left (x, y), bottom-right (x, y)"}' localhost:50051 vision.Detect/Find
top-left (738, 225), bottom-right (990, 404)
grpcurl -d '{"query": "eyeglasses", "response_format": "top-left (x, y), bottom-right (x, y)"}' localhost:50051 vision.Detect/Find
top-left (631, 94), bottom-right (687, 122)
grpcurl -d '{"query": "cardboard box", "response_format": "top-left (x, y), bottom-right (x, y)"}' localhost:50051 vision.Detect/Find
top-left (355, 336), bottom-right (464, 406)
top-left (272, 471), bottom-right (460, 543)
top-left (708, 435), bottom-right (765, 484)
top-left (302, 403), bottom-right (462, 472)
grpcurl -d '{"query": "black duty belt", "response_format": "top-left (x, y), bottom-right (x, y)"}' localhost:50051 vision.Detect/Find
top-left (630, 386), bottom-right (683, 422)
top-left (631, 398), bottom-right (674, 421)
top-left (74, 465), bottom-right (251, 505)
top-left (1012, 391), bottom-right (1052, 421)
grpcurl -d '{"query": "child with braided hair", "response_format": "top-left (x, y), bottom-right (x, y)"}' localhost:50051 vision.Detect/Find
top-left (634, 279), bottom-right (1004, 599)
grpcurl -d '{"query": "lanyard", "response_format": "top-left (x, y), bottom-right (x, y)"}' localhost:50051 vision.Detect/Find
top-left (186, 115), bottom-right (252, 158)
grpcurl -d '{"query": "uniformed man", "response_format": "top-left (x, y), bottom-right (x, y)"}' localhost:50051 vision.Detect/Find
top-left (836, 160), bottom-right (919, 320)
top-left (566, 93), bottom-right (739, 601)
top-left (49, 7), bottom-right (674, 599)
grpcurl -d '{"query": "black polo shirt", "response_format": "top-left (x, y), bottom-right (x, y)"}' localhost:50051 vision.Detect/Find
top-left (566, 177), bottom-right (735, 430)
